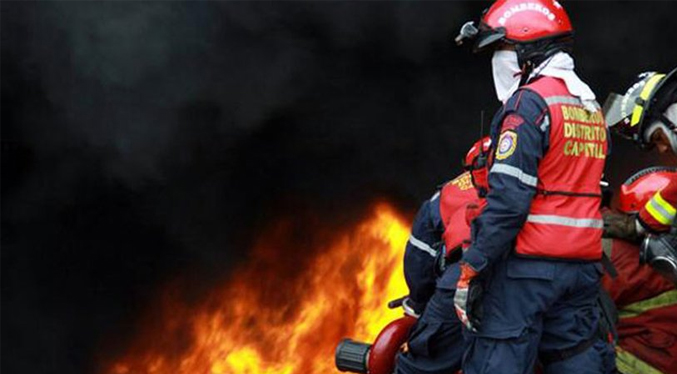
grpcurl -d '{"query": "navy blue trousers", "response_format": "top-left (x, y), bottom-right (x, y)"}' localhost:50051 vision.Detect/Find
top-left (395, 264), bottom-right (464, 374)
top-left (462, 254), bottom-right (606, 374)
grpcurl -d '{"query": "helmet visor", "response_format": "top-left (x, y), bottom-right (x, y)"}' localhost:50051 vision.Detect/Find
top-left (474, 23), bottom-right (507, 53)
top-left (603, 93), bottom-right (629, 128)
top-left (603, 92), bottom-right (637, 140)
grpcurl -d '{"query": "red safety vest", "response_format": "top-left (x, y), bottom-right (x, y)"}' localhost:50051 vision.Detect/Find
top-left (515, 77), bottom-right (607, 260)
top-left (439, 172), bottom-right (478, 256)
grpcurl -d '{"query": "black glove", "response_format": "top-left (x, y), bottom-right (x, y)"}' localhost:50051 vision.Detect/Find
top-left (603, 211), bottom-right (639, 242)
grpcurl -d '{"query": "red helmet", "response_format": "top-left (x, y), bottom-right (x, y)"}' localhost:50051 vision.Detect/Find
top-left (619, 166), bottom-right (677, 213)
top-left (463, 137), bottom-right (492, 196)
top-left (456, 0), bottom-right (574, 67)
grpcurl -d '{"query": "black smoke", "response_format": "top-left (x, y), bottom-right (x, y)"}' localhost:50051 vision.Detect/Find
top-left (2, 2), bottom-right (677, 373)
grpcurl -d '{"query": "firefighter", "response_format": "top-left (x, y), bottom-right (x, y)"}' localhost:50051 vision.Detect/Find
top-left (602, 69), bottom-right (677, 284)
top-left (397, 138), bottom-right (490, 374)
top-left (602, 167), bottom-right (677, 374)
top-left (453, 1), bottom-right (609, 373)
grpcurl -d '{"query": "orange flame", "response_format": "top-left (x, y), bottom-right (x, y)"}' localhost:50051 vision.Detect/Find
top-left (106, 203), bottom-right (411, 374)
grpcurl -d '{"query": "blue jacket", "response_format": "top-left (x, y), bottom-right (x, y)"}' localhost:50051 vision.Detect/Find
top-left (463, 89), bottom-right (550, 272)
top-left (403, 192), bottom-right (445, 312)
top-left (463, 87), bottom-right (611, 271)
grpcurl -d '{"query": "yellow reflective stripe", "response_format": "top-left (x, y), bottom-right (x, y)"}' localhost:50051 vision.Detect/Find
top-left (645, 192), bottom-right (676, 225)
top-left (631, 74), bottom-right (665, 127)
top-left (645, 200), bottom-right (670, 225)
top-left (654, 191), bottom-right (676, 216)
top-left (615, 346), bottom-right (664, 374)
top-left (618, 289), bottom-right (677, 319)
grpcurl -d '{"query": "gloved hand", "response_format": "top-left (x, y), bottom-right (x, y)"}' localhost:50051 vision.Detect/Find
top-left (453, 263), bottom-right (483, 332)
top-left (603, 211), bottom-right (640, 242)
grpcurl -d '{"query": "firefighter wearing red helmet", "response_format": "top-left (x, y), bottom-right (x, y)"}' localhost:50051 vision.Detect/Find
top-left (397, 139), bottom-right (491, 374)
top-left (603, 69), bottom-right (677, 245)
top-left (454, 1), bottom-right (610, 373)
top-left (463, 137), bottom-right (492, 197)
top-left (399, 136), bottom-right (616, 374)
top-left (602, 167), bottom-right (677, 374)
top-left (605, 165), bottom-right (677, 286)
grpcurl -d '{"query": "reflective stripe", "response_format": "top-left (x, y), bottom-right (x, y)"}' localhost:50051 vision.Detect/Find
top-left (490, 164), bottom-right (538, 187)
top-left (631, 73), bottom-right (665, 127)
top-left (429, 191), bottom-right (440, 202)
top-left (539, 115), bottom-right (550, 132)
top-left (408, 235), bottom-right (436, 257)
top-left (618, 289), bottom-right (677, 319)
top-left (526, 214), bottom-right (604, 228)
top-left (615, 346), bottom-right (664, 374)
top-left (545, 95), bottom-right (582, 106)
top-left (645, 191), bottom-right (676, 225)
top-left (654, 192), bottom-right (677, 215)
top-left (645, 199), bottom-right (671, 225)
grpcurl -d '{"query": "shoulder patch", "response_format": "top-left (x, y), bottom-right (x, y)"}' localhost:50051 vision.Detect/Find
top-left (496, 130), bottom-right (517, 160)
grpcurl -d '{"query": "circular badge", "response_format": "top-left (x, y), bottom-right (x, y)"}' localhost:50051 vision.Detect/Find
top-left (496, 131), bottom-right (517, 160)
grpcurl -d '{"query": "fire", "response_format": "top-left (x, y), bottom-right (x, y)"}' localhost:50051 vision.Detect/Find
top-left (106, 203), bottom-right (411, 374)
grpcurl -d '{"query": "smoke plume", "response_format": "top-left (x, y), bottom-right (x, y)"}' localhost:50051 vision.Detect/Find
top-left (2, 2), bottom-right (677, 373)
